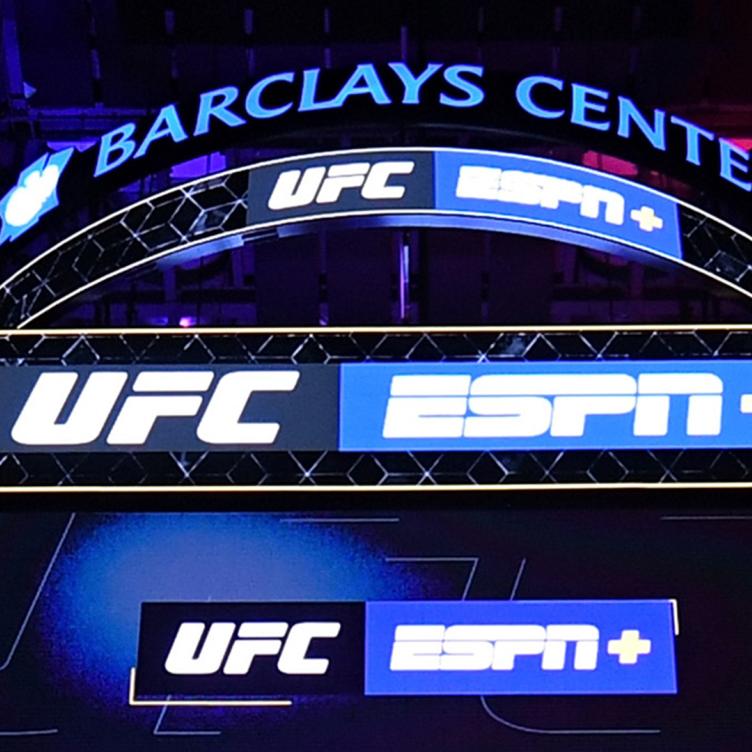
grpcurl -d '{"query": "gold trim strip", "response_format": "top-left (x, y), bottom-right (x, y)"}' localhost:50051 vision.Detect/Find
top-left (2, 481), bottom-right (752, 493)
top-left (3, 323), bottom-right (752, 334)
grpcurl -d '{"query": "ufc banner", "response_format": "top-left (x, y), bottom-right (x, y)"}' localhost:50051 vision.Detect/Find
top-left (6, 360), bottom-right (752, 452)
top-left (133, 599), bottom-right (675, 700)
top-left (2, 365), bottom-right (338, 451)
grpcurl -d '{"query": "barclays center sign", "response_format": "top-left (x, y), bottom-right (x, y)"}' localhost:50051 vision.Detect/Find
top-left (1, 60), bottom-right (751, 248)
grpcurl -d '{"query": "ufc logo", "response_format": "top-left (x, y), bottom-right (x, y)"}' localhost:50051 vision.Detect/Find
top-left (165, 621), bottom-right (341, 676)
top-left (10, 370), bottom-right (299, 446)
top-left (267, 160), bottom-right (415, 210)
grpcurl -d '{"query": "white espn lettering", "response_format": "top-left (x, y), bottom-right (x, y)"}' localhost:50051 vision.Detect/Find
top-left (456, 164), bottom-right (627, 226)
top-left (267, 160), bottom-right (415, 210)
top-left (10, 370), bottom-right (300, 446)
top-left (164, 621), bottom-right (341, 676)
top-left (382, 372), bottom-right (723, 439)
top-left (390, 623), bottom-right (601, 672)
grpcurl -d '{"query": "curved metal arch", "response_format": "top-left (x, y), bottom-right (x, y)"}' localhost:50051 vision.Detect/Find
top-left (2, 147), bottom-right (752, 328)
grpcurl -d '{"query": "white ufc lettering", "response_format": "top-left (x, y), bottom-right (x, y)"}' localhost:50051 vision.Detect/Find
top-left (11, 369), bottom-right (300, 446)
top-left (164, 621), bottom-right (341, 676)
top-left (267, 160), bottom-right (415, 210)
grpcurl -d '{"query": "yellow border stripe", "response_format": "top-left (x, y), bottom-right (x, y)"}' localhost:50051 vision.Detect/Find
top-left (3, 481), bottom-right (752, 493)
top-left (4, 323), bottom-right (752, 334)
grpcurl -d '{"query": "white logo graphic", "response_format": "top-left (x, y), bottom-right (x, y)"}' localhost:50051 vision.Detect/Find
top-left (267, 160), bottom-right (415, 210)
top-left (0, 148), bottom-right (74, 244)
top-left (165, 621), bottom-right (341, 676)
top-left (455, 164), bottom-right (664, 233)
top-left (383, 372), bottom-right (723, 440)
top-left (630, 206), bottom-right (664, 231)
top-left (10, 370), bottom-right (300, 446)
top-left (391, 624), bottom-right (651, 672)
top-left (4, 163), bottom-right (63, 228)
top-left (607, 629), bottom-right (653, 665)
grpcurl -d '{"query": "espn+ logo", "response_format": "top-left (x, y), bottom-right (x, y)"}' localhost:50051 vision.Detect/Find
top-left (383, 372), bottom-right (723, 440)
top-left (390, 624), bottom-right (651, 671)
top-left (455, 164), bottom-right (665, 232)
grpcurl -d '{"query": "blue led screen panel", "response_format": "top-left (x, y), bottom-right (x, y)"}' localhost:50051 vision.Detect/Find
top-left (246, 148), bottom-right (682, 264)
top-left (364, 600), bottom-right (676, 696)
top-left (339, 359), bottom-right (752, 451)
top-left (11, 358), bottom-right (752, 454)
top-left (0, 364), bottom-right (338, 452)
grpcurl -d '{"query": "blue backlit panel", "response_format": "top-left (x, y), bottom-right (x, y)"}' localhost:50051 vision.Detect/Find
top-left (4, 493), bottom-right (752, 747)
top-left (365, 600), bottom-right (677, 695)
top-left (339, 360), bottom-right (752, 451)
top-left (433, 150), bottom-right (682, 260)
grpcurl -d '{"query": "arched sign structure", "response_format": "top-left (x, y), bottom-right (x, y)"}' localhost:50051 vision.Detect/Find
top-left (2, 62), bottom-right (752, 327)
top-left (2, 62), bottom-right (752, 246)
top-left (0, 147), bottom-right (750, 328)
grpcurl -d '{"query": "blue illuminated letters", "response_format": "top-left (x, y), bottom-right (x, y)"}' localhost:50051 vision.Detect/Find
top-left (7, 62), bottom-right (752, 248)
top-left (94, 122), bottom-right (138, 177)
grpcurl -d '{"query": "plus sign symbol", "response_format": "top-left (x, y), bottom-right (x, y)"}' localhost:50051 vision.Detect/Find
top-left (629, 205), bottom-right (664, 232)
top-left (607, 629), bottom-right (652, 665)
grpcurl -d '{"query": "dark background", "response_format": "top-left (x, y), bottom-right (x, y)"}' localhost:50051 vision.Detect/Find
top-left (0, 491), bottom-right (750, 750)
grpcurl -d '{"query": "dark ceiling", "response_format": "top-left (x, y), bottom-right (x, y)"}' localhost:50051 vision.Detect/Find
top-left (3, 1), bottom-right (750, 120)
